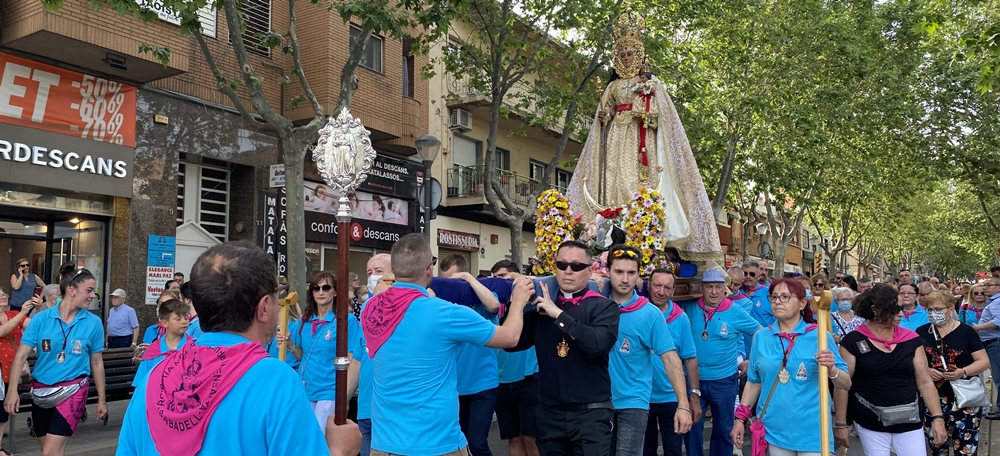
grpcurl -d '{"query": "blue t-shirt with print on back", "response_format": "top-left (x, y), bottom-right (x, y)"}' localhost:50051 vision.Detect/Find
top-left (456, 301), bottom-right (499, 395)
top-left (21, 306), bottom-right (104, 385)
top-left (292, 311), bottom-right (361, 402)
top-left (681, 299), bottom-right (761, 381)
top-left (747, 320), bottom-right (847, 453)
top-left (609, 293), bottom-right (676, 410)
top-left (368, 282), bottom-right (497, 455)
top-left (118, 333), bottom-right (330, 456)
top-left (650, 300), bottom-right (698, 404)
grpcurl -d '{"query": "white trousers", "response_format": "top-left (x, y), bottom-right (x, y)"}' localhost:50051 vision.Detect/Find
top-left (310, 400), bottom-right (335, 433)
top-left (768, 445), bottom-right (821, 456)
top-left (854, 424), bottom-right (925, 456)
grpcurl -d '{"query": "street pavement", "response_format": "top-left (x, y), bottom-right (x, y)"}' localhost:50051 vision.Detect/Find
top-left (6, 388), bottom-right (1000, 455)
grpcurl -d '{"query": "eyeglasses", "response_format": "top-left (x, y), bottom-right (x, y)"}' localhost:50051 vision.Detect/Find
top-left (813, 283), bottom-right (825, 287)
top-left (744, 271), bottom-right (757, 277)
top-left (974, 292), bottom-right (988, 296)
top-left (17, 264), bottom-right (28, 268)
top-left (768, 294), bottom-right (794, 303)
top-left (312, 284), bottom-right (333, 292)
top-left (430, 256), bottom-right (438, 267)
top-left (556, 261), bottom-right (590, 272)
top-left (0, 294), bottom-right (7, 299)
top-left (835, 276), bottom-right (844, 280)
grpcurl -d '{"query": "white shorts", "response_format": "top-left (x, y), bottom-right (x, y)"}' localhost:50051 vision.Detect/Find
top-left (310, 400), bottom-right (335, 433)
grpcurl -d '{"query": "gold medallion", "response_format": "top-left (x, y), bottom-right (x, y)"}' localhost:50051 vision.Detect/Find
top-left (557, 338), bottom-right (570, 358)
top-left (778, 368), bottom-right (790, 384)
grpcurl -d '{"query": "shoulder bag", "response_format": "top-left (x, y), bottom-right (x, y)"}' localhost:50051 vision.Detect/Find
top-left (931, 323), bottom-right (990, 409)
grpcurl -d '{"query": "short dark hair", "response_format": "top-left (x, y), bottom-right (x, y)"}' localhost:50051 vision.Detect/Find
top-left (842, 275), bottom-right (858, 292)
top-left (163, 279), bottom-right (177, 289)
top-left (858, 277), bottom-right (872, 284)
top-left (650, 268), bottom-right (675, 279)
top-left (391, 233), bottom-right (432, 281)
top-left (158, 299), bottom-right (192, 321)
top-left (58, 263), bottom-right (94, 296)
top-left (174, 272), bottom-right (185, 278)
top-left (855, 283), bottom-right (901, 325)
top-left (607, 244), bottom-right (641, 270)
top-left (190, 241), bottom-right (277, 333)
top-left (439, 254), bottom-right (470, 274)
top-left (898, 282), bottom-right (918, 294)
top-left (179, 281), bottom-right (192, 300)
top-left (491, 260), bottom-right (520, 274)
top-left (556, 240), bottom-right (592, 260)
top-left (991, 266), bottom-right (1000, 273)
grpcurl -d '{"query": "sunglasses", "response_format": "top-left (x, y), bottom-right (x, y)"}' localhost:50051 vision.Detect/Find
top-left (556, 261), bottom-right (590, 272)
top-left (430, 256), bottom-right (438, 267)
top-left (974, 292), bottom-right (988, 296)
top-left (745, 271), bottom-right (757, 277)
top-left (18, 264), bottom-right (28, 268)
top-left (312, 284), bottom-right (333, 292)
top-left (813, 283), bottom-right (825, 287)
top-left (835, 276), bottom-right (844, 280)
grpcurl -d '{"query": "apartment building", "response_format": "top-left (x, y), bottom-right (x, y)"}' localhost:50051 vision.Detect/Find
top-left (0, 0), bottom-right (427, 323)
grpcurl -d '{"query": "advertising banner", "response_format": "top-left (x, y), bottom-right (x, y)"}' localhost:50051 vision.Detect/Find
top-left (145, 236), bottom-right (175, 305)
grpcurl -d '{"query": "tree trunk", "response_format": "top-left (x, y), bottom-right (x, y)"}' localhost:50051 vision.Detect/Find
top-left (740, 221), bottom-right (752, 263)
top-left (773, 237), bottom-right (789, 279)
top-left (282, 134), bottom-right (309, 300)
top-left (509, 222), bottom-right (524, 270)
top-left (712, 134), bottom-right (739, 222)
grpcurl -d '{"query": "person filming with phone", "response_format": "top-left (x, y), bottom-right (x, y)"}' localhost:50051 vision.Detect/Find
top-left (10, 258), bottom-right (46, 311)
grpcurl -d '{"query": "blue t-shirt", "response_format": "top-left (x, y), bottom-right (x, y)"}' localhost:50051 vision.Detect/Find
top-left (456, 302), bottom-right (499, 395)
top-left (132, 335), bottom-right (188, 387)
top-left (899, 305), bottom-right (929, 332)
top-left (958, 304), bottom-right (985, 328)
top-left (745, 285), bottom-right (774, 328)
top-left (651, 300), bottom-right (697, 404)
top-left (266, 319), bottom-right (301, 370)
top-left (369, 282), bottom-right (497, 455)
top-left (747, 320), bottom-right (846, 453)
top-left (142, 325), bottom-right (159, 344)
top-left (292, 311), bottom-right (360, 402)
top-left (681, 299), bottom-right (761, 381)
top-left (352, 324), bottom-right (374, 420)
top-left (731, 293), bottom-right (755, 359)
top-left (21, 306), bottom-right (105, 384)
top-left (117, 333), bottom-right (330, 456)
top-left (187, 316), bottom-right (204, 339)
top-left (610, 293), bottom-right (675, 410)
top-left (497, 348), bottom-right (538, 384)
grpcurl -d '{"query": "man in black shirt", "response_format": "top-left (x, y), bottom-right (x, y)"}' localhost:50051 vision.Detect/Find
top-left (510, 240), bottom-right (620, 455)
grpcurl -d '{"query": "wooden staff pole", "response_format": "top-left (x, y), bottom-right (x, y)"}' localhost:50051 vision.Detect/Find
top-left (815, 289), bottom-right (833, 456)
top-left (278, 292), bottom-right (299, 361)
top-left (333, 199), bottom-right (352, 426)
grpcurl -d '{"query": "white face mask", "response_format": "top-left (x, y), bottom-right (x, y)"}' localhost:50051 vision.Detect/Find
top-left (367, 274), bottom-right (382, 293)
top-left (928, 310), bottom-right (949, 326)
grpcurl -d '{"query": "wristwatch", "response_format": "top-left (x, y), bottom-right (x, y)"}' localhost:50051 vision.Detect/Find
top-left (689, 389), bottom-right (702, 397)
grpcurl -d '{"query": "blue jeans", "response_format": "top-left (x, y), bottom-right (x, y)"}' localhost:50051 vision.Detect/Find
top-left (685, 374), bottom-right (738, 456)
top-left (359, 418), bottom-right (372, 456)
top-left (985, 340), bottom-right (1000, 408)
top-left (460, 387), bottom-right (498, 456)
top-left (644, 402), bottom-right (682, 456)
top-left (611, 408), bottom-right (648, 455)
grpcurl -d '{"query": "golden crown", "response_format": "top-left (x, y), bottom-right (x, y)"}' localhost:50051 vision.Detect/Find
top-left (612, 6), bottom-right (646, 41)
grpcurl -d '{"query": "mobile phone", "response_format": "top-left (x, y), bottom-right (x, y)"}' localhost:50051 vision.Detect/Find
top-left (33, 287), bottom-right (42, 297)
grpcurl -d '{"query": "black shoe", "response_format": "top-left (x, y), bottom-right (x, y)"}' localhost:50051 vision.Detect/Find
top-left (984, 412), bottom-right (1000, 420)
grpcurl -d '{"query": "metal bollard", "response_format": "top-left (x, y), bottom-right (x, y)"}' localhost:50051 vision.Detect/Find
top-left (988, 375), bottom-right (994, 456)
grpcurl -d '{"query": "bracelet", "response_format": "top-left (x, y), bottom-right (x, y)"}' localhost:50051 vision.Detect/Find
top-left (834, 425), bottom-right (850, 430)
top-left (931, 415), bottom-right (945, 421)
top-left (828, 368), bottom-right (839, 379)
top-left (963, 368), bottom-right (968, 377)
top-left (677, 407), bottom-right (692, 415)
top-left (834, 422), bottom-right (849, 427)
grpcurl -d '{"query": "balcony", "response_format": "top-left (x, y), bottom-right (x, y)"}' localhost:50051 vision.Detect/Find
top-left (446, 164), bottom-right (565, 208)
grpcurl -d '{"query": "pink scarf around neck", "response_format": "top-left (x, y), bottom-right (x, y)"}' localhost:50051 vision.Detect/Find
top-left (142, 335), bottom-right (192, 361)
top-left (146, 341), bottom-right (267, 456)
top-left (619, 294), bottom-right (648, 313)
top-left (665, 301), bottom-right (685, 323)
top-left (855, 324), bottom-right (918, 349)
top-left (362, 286), bottom-right (426, 358)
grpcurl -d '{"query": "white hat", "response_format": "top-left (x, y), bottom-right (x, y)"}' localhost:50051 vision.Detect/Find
top-left (110, 288), bottom-right (127, 297)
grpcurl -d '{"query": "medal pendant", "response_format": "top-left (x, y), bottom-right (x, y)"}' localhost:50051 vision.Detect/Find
top-left (778, 368), bottom-right (790, 384)
top-left (701, 330), bottom-right (709, 340)
top-left (56, 352), bottom-right (66, 364)
top-left (557, 339), bottom-right (570, 358)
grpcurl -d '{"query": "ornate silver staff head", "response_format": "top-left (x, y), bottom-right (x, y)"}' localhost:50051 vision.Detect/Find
top-left (313, 107), bottom-right (377, 221)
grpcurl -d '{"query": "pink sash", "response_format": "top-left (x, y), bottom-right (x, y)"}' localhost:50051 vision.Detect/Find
top-left (142, 335), bottom-right (193, 361)
top-left (619, 294), bottom-right (648, 313)
top-left (665, 301), bottom-right (685, 323)
top-left (362, 286), bottom-right (426, 358)
top-left (146, 341), bottom-right (267, 456)
top-left (855, 324), bottom-right (918, 350)
top-left (558, 289), bottom-right (604, 306)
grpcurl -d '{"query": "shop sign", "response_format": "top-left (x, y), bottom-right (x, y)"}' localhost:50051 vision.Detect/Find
top-left (145, 235), bottom-right (175, 305)
top-left (306, 154), bottom-right (419, 199)
top-left (134, 0), bottom-right (218, 37)
top-left (0, 123), bottom-right (134, 198)
top-left (257, 190), bottom-right (288, 275)
top-left (437, 229), bottom-right (480, 252)
top-left (0, 53), bottom-right (137, 147)
top-left (269, 164), bottom-right (285, 188)
top-left (305, 209), bottom-right (412, 250)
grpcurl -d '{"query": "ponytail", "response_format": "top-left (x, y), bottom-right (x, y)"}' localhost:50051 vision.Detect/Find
top-left (58, 263), bottom-right (94, 296)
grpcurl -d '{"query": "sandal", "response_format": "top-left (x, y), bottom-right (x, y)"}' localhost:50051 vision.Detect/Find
top-left (0, 447), bottom-right (11, 456)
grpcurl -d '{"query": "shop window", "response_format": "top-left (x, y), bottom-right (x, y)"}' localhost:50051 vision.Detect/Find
top-left (177, 162), bottom-right (230, 242)
top-left (403, 38), bottom-right (415, 98)
top-left (237, 0), bottom-right (272, 56)
top-left (350, 24), bottom-right (383, 72)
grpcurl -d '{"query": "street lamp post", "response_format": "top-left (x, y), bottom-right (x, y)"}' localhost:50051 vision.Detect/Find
top-left (312, 107), bottom-right (376, 425)
top-left (415, 134), bottom-right (441, 241)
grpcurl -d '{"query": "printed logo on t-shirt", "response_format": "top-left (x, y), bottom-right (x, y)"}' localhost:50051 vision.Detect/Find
top-left (41, 339), bottom-right (51, 352)
top-left (857, 340), bottom-right (871, 354)
top-left (324, 329), bottom-right (332, 341)
top-left (720, 323), bottom-right (729, 336)
top-left (72, 340), bottom-right (83, 355)
top-left (796, 363), bottom-right (808, 381)
top-left (619, 338), bottom-right (631, 354)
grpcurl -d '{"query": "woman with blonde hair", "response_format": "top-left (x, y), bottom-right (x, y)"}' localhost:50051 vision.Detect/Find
top-left (9, 258), bottom-right (45, 311)
top-left (959, 283), bottom-right (989, 327)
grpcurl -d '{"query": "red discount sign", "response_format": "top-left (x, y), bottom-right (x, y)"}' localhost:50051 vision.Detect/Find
top-left (0, 53), bottom-right (137, 147)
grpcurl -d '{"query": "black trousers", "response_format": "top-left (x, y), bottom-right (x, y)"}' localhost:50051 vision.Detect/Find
top-left (536, 404), bottom-right (613, 456)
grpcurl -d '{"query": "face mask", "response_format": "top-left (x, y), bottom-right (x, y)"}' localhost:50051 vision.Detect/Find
top-left (928, 310), bottom-right (949, 326)
top-left (837, 300), bottom-right (853, 312)
top-left (805, 290), bottom-right (813, 300)
top-left (367, 274), bottom-right (382, 293)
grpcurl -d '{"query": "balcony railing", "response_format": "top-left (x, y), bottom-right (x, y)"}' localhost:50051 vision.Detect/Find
top-left (446, 164), bottom-right (565, 207)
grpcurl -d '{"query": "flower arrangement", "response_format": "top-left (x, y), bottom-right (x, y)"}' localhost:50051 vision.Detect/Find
top-left (533, 189), bottom-right (577, 275)
top-left (622, 187), bottom-right (672, 275)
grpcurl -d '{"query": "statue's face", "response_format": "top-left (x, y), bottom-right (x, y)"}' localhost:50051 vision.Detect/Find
top-left (618, 49), bottom-right (636, 69)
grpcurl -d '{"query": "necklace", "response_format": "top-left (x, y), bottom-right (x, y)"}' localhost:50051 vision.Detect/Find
top-left (776, 331), bottom-right (803, 384)
top-left (56, 317), bottom-right (75, 364)
top-left (698, 301), bottom-right (723, 340)
top-left (556, 297), bottom-right (579, 358)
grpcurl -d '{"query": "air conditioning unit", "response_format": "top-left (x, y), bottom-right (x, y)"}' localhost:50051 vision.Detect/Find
top-left (450, 108), bottom-right (473, 132)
